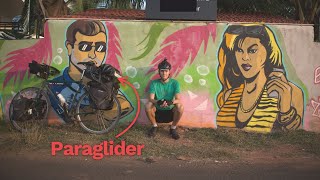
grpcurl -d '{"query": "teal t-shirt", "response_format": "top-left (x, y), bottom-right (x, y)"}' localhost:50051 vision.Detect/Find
top-left (149, 78), bottom-right (180, 110)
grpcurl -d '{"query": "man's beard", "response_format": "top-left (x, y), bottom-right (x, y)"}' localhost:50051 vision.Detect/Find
top-left (70, 49), bottom-right (104, 73)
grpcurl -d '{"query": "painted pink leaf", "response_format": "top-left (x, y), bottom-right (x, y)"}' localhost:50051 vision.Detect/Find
top-left (0, 22), bottom-right (52, 88)
top-left (146, 23), bottom-right (216, 80)
top-left (105, 21), bottom-right (122, 74)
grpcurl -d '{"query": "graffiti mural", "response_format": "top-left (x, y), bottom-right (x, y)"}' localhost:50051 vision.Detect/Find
top-left (49, 20), bottom-right (132, 122)
top-left (0, 19), bottom-right (319, 132)
top-left (216, 24), bottom-right (304, 133)
top-left (0, 20), bottom-right (133, 125)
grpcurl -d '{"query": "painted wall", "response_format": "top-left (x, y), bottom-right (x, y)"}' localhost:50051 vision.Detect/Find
top-left (0, 19), bottom-right (319, 133)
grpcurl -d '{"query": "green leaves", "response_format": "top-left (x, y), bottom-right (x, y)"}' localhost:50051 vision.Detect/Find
top-left (0, 40), bottom-right (4, 49)
top-left (130, 23), bottom-right (169, 61)
top-left (217, 0), bottom-right (319, 23)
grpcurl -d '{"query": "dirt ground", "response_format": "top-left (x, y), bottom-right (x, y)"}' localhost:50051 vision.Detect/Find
top-left (1, 124), bottom-right (320, 179)
top-left (1, 137), bottom-right (320, 179)
top-left (0, 150), bottom-right (320, 180)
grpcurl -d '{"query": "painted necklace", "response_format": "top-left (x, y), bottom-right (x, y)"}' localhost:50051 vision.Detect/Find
top-left (239, 88), bottom-right (264, 113)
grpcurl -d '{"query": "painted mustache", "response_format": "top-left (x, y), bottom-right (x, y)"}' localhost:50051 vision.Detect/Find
top-left (70, 50), bottom-right (104, 70)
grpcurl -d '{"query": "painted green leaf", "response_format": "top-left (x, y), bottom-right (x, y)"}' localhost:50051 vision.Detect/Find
top-left (130, 22), bottom-right (169, 61)
top-left (0, 40), bottom-right (4, 50)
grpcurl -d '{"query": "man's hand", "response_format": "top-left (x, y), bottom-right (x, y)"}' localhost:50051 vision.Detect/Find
top-left (157, 99), bottom-right (165, 106)
top-left (157, 99), bottom-right (171, 108)
top-left (165, 99), bottom-right (173, 106)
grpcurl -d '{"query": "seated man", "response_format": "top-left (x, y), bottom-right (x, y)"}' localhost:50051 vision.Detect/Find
top-left (145, 59), bottom-right (184, 140)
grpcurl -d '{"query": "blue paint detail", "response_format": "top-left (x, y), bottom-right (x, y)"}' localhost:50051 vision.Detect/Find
top-left (49, 67), bottom-right (85, 120)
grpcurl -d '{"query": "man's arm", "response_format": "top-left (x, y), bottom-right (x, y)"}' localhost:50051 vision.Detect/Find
top-left (149, 93), bottom-right (158, 105)
top-left (172, 80), bottom-right (181, 105)
top-left (173, 93), bottom-right (181, 105)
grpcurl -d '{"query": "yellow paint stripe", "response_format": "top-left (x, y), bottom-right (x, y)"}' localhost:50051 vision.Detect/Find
top-left (219, 109), bottom-right (237, 113)
top-left (216, 116), bottom-right (235, 121)
top-left (258, 104), bottom-right (278, 108)
top-left (217, 122), bottom-right (236, 128)
top-left (222, 104), bottom-right (238, 108)
top-left (260, 99), bottom-right (278, 103)
top-left (244, 127), bottom-right (271, 133)
top-left (229, 92), bottom-right (241, 96)
top-left (246, 120), bottom-right (274, 127)
top-left (227, 97), bottom-right (241, 101)
top-left (217, 111), bottom-right (237, 116)
top-left (224, 101), bottom-right (240, 105)
top-left (254, 111), bottom-right (278, 117)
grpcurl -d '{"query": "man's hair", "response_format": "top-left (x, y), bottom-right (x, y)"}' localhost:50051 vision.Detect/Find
top-left (66, 20), bottom-right (106, 45)
top-left (158, 58), bottom-right (171, 70)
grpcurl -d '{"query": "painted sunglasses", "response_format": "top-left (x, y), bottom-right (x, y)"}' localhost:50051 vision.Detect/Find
top-left (74, 41), bottom-right (107, 52)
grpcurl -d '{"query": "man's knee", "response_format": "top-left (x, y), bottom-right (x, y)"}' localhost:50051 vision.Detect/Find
top-left (173, 103), bottom-right (184, 113)
top-left (145, 102), bottom-right (155, 112)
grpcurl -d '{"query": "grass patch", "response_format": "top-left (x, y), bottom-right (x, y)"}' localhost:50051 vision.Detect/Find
top-left (0, 120), bottom-right (9, 132)
top-left (268, 130), bottom-right (320, 155)
top-left (1, 123), bottom-right (320, 160)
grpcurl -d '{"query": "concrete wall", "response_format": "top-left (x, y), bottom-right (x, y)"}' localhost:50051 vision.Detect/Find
top-left (0, 19), bottom-right (319, 133)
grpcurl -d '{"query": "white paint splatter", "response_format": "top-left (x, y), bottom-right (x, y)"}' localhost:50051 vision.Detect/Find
top-left (133, 82), bottom-right (140, 89)
top-left (57, 48), bottom-right (63, 54)
top-left (126, 66), bottom-right (137, 78)
top-left (53, 55), bottom-right (63, 65)
top-left (184, 74), bottom-right (193, 83)
top-left (197, 65), bottom-right (210, 76)
top-left (199, 79), bottom-right (206, 86)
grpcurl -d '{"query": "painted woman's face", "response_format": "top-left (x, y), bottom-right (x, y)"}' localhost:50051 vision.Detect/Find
top-left (235, 37), bottom-right (267, 79)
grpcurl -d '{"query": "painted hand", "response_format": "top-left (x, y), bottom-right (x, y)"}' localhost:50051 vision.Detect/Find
top-left (266, 71), bottom-right (292, 113)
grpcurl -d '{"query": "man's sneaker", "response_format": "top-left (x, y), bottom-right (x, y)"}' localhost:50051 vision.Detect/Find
top-left (169, 128), bottom-right (180, 140)
top-left (147, 127), bottom-right (158, 137)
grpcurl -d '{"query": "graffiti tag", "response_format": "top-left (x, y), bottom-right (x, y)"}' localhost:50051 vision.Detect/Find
top-left (309, 97), bottom-right (320, 119)
top-left (314, 66), bottom-right (320, 84)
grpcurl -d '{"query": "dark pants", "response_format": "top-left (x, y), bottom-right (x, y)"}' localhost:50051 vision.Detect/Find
top-left (155, 109), bottom-right (174, 123)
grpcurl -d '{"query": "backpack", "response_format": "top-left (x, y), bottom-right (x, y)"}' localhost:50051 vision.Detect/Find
top-left (11, 96), bottom-right (47, 121)
top-left (29, 60), bottom-right (60, 79)
top-left (88, 81), bottom-right (114, 110)
top-left (29, 60), bottom-right (49, 79)
top-left (87, 64), bottom-right (120, 110)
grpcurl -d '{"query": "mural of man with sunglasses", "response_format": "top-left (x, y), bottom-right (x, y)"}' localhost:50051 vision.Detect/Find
top-left (49, 20), bottom-right (133, 123)
top-left (66, 21), bottom-right (107, 79)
